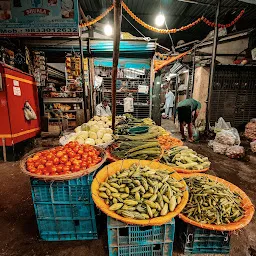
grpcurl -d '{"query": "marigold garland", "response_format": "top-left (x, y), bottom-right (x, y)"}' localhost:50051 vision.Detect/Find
top-left (80, 4), bottom-right (114, 28)
top-left (79, 1), bottom-right (244, 34)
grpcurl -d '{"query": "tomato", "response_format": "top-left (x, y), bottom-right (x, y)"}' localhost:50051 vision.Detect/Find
top-left (44, 172), bottom-right (50, 176)
top-left (53, 157), bottom-right (60, 165)
top-left (71, 165), bottom-right (80, 172)
top-left (27, 158), bottom-right (34, 164)
top-left (74, 154), bottom-right (81, 160)
top-left (60, 157), bottom-right (68, 163)
top-left (56, 151), bottom-right (64, 158)
top-left (32, 155), bottom-right (40, 161)
top-left (29, 168), bottom-right (37, 173)
top-left (45, 161), bottom-right (53, 167)
top-left (51, 166), bottom-right (57, 173)
top-left (73, 146), bottom-right (79, 153)
top-left (46, 154), bottom-right (54, 161)
top-left (63, 166), bottom-right (70, 172)
top-left (34, 161), bottom-right (41, 168)
top-left (81, 162), bottom-right (87, 168)
top-left (37, 164), bottom-right (45, 170)
top-left (68, 151), bottom-right (75, 158)
top-left (56, 164), bottom-right (64, 172)
top-left (78, 149), bottom-right (84, 155)
top-left (66, 161), bottom-right (72, 166)
top-left (40, 159), bottom-right (47, 165)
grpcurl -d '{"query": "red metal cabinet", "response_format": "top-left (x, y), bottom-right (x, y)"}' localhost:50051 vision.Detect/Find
top-left (0, 63), bottom-right (40, 146)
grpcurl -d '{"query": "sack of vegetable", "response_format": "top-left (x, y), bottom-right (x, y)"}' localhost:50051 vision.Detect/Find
top-left (226, 145), bottom-right (245, 159)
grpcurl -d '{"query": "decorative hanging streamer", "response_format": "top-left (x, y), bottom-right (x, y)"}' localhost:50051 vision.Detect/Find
top-left (80, 4), bottom-right (114, 28)
top-left (122, 1), bottom-right (202, 34)
top-left (202, 10), bottom-right (245, 28)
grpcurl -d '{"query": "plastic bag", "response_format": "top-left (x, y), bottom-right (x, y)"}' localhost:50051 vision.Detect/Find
top-left (231, 127), bottom-right (241, 145)
top-left (245, 121), bottom-right (256, 140)
top-left (208, 140), bottom-right (214, 149)
top-left (214, 117), bottom-right (231, 133)
top-left (250, 141), bottom-right (256, 153)
top-left (212, 141), bottom-right (229, 154)
top-left (226, 146), bottom-right (245, 159)
top-left (215, 130), bottom-right (236, 145)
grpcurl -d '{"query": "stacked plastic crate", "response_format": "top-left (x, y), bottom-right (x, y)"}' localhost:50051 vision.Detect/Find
top-left (179, 221), bottom-right (231, 254)
top-left (30, 173), bottom-right (97, 241)
top-left (107, 217), bottom-right (175, 256)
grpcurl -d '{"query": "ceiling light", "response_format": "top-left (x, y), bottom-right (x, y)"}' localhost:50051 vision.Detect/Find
top-left (155, 13), bottom-right (165, 27)
top-left (104, 24), bottom-right (113, 36)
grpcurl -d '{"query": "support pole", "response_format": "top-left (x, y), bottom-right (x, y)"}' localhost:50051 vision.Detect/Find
top-left (190, 47), bottom-right (196, 97)
top-left (173, 75), bottom-right (179, 123)
top-left (111, 0), bottom-right (122, 131)
top-left (206, 0), bottom-right (221, 131)
top-left (79, 27), bottom-right (88, 122)
top-left (152, 72), bottom-right (161, 126)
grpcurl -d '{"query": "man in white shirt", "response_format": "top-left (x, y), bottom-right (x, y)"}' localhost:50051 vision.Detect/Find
top-left (163, 88), bottom-right (175, 119)
top-left (95, 97), bottom-right (112, 116)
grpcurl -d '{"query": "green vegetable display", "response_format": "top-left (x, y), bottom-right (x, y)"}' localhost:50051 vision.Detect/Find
top-left (161, 146), bottom-right (211, 170)
top-left (98, 164), bottom-right (185, 219)
top-left (182, 176), bottom-right (245, 224)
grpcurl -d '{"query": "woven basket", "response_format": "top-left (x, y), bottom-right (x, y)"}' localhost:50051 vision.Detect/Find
top-left (173, 167), bottom-right (209, 174)
top-left (91, 160), bottom-right (189, 226)
top-left (20, 146), bottom-right (107, 181)
top-left (178, 173), bottom-right (255, 231)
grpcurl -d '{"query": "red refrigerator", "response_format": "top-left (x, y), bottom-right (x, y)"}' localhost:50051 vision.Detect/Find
top-left (0, 63), bottom-right (40, 159)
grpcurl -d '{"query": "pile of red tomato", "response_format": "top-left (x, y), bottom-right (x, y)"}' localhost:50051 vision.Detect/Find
top-left (26, 142), bottom-right (102, 176)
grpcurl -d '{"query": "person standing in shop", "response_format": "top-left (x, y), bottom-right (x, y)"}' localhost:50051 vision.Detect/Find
top-left (163, 88), bottom-right (175, 119)
top-left (95, 97), bottom-right (112, 116)
top-left (177, 98), bottom-right (201, 142)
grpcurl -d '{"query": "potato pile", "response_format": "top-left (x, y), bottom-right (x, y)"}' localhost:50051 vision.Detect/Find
top-left (98, 164), bottom-right (186, 220)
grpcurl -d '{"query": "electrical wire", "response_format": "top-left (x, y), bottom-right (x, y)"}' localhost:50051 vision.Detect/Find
top-left (122, 13), bottom-right (151, 41)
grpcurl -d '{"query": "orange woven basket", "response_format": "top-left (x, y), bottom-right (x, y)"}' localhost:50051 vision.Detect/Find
top-left (20, 146), bottom-right (107, 181)
top-left (179, 173), bottom-right (255, 231)
top-left (91, 160), bottom-right (189, 226)
top-left (173, 166), bottom-right (209, 174)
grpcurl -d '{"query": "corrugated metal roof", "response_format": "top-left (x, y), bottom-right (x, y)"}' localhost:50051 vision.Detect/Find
top-left (80, 0), bottom-right (256, 46)
top-left (89, 39), bottom-right (156, 57)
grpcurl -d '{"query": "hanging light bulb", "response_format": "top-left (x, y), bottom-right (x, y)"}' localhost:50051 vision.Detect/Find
top-left (104, 24), bottom-right (113, 36)
top-left (155, 13), bottom-right (165, 27)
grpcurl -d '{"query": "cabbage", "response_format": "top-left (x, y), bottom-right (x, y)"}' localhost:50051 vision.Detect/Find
top-left (90, 125), bottom-right (100, 133)
top-left (78, 131), bottom-right (88, 139)
top-left (93, 116), bottom-right (101, 121)
top-left (97, 130), bottom-right (104, 139)
top-left (105, 128), bottom-right (113, 134)
top-left (81, 123), bottom-right (90, 131)
top-left (95, 138), bottom-right (104, 145)
top-left (89, 131), bottom-right (97, 140)
top-left (74, 126), bottom-right (82, 133)
top-left (102, 133), bottom-right (112, 143)
top-left (85, 138), bottom-right (95, 145)
top-left (101, 116), bottom-right (109, 122)
top-left (87, 120), bottom-right (97, 126)
top-left (106, 121), bottom-right (112, 127)
top-left (97, 121), bottom-right (105, 126)
top-left (68, 135), bottom-right (77, 142)
top-left (103, 123), bottom-right (109, 128)
top-left (76, 137), bottom-right (85, 144)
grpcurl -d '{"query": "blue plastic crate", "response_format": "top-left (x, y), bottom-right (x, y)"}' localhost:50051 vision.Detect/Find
top-left (109, 243), bottom-right (173, 256)
top-left (107, 217), bottom-right (175, 246)
top-left (182, 223), bottom-right (230, 255)
top-left (30, 173), bottom-right (98, 241)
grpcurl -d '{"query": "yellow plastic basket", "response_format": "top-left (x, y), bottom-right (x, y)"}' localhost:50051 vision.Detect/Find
top-left (91, 159), bottom-right (189, 226)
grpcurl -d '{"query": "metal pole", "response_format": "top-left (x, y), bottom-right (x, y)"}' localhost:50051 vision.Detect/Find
top-left (152, 72), bottom-right (162, 125)
top-left (111, 0), bottom-right (122, 131)
top-left (206, 0), bottom-right (221, 131)
top-left (190, 47), bottom-right (196, 97)
top-left (79, 27), bottom-right (88, 122)
top-left (173, 75), bottom-right (179, 123)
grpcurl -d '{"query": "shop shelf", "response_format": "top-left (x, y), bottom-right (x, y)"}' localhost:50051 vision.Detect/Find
top-left (107, 217), bottom-right (175, 246)
top-left (178, 220), bottom-right (230, 255)
top-left (30, 172), bottom-right (98, 241)
top-left (109, 242), bottom-right (173, 256)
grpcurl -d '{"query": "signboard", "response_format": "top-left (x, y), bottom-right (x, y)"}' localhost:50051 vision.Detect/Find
top-left (0, 0), bottom-right (79, 37)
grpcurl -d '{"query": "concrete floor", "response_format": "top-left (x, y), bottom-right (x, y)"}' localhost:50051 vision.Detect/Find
top-left (0, 119), bottom-right (255, 256)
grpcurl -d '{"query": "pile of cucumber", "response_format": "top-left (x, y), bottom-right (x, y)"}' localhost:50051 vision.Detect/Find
top-left (161, 146), bottom-right (211, 170)
top-left (112, 132), bottom-right (161, 160)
